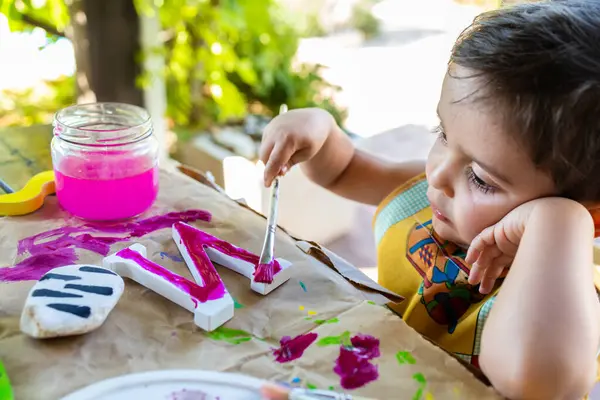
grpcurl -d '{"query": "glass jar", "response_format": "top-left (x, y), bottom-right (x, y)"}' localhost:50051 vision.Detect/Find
top-left (51, 103), bottom-right (159, 221)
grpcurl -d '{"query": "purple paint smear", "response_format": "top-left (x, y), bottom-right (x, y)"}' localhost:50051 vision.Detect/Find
top-left (334, 334), bottom-right (380, 390)
top-left (0, 210), bottom-right (211, 282)
top-left (273, 332), bottom-right (318, 363)
top-left (117, 248), bottom-right (225, 303)
top-left (167, 388), bottom-right (218, 400)
top-left (173, 222), bottom-right (281, 284)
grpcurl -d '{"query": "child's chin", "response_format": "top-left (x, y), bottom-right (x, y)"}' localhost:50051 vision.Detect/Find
top-left (432, 219), bottom-right (463, 245)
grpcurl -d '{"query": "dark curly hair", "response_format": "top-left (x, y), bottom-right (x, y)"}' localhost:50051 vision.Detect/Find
top-left (450, 0), bottom-right (600, 202)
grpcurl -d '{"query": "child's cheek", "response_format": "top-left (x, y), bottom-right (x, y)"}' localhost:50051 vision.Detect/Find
top-left (455, 195), bottom-right (492, 244)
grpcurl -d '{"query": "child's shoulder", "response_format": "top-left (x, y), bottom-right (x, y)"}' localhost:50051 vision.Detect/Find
top-left (373, 173), bottom-right (430, 244)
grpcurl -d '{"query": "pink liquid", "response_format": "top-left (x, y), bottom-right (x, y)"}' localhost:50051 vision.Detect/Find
top-left (55, 156), bottom-right (159, 221)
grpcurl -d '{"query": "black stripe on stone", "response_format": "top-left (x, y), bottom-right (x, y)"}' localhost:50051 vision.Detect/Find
top-left (79, 266), bottom-right (117, 275)
top-left (64, 284), bottom-right (113, 296)
top-left (39, 273), bottom-right (82, 282)
top-left (32, 289), bottom-right (83, 298)
top-left (47, 303), bottom-right (91, 318)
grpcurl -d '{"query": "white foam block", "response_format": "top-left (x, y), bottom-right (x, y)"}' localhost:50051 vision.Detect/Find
top-left (172, 222), bottom-right (293, 295)
top-left (20, 264), bottom-right (124, 339)
top-left (103, 244), bottom-right (233, 332)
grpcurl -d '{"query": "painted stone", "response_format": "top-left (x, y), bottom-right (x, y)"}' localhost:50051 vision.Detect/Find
top-left (20, 264), bottom-right (124, 339)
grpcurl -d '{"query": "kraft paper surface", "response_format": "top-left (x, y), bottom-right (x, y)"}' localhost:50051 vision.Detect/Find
top-left (0, 167), bottom-right (500, 399)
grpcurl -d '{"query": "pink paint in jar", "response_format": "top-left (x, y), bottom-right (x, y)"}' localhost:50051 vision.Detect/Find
top-left (51, 103), bottom-right (159, 221)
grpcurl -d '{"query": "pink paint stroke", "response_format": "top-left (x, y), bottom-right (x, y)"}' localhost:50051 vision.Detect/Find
top-left (174, 222), bottom-right (281, 284)
top-left (334, 334), bottom-right (380, 390)
top-left (117, 248), bottom-right (225, 303)
top-left (0, 210), bottom-right (211, 282)
top-left (254, 261), bottom-right (277, 284)
top-left (273, 332), bottom-right (318, 363)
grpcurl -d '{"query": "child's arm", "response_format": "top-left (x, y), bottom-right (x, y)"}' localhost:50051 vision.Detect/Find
top-left (260, 108), bottom-right (424, 206)
top-left (473, 199), bottom-right (600, 399)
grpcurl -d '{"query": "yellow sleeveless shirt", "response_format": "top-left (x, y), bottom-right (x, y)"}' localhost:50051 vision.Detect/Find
top-left (374, 174), bottom-right (501, 369)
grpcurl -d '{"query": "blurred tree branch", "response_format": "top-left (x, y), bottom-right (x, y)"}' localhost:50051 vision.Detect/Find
top-left (21, 14), bottom-right (65, 37)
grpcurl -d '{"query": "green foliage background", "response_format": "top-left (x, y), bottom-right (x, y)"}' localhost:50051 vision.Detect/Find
top-left (0, 0), bottom-right (347, 129)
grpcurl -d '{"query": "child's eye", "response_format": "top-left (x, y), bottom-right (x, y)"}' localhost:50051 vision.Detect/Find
top-left (432, 125), bottom-right (447, 145)
top-left (466, 166), bottom-right (496, 194)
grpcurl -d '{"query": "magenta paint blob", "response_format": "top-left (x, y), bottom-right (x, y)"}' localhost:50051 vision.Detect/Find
top-left (254, 261), bottom-right (279, 284)
top-left (273, 332), bottom-right (318, 363)
top-left (173, 222), bottom-right (281, 284)
top-left (334, 334), bottom-right (380, 390)
top-left (55, 160), bottom-right (159, 221)
top-left (0, 210), bottom-right (211, 282)
top-left (117, 247), bottom-right (225, 303)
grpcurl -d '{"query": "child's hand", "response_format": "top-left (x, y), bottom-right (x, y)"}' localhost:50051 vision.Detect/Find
top-left (465, 200), bottom-right (540, 294)
top-left (259, 108), bottom-right (335, 186)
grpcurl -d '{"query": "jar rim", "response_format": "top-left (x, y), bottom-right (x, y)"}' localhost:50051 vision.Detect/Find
top-left (53, 102), bottom-right (152, 148)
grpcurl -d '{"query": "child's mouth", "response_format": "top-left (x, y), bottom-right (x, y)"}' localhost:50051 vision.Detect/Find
top-left (431, 205), bottom-right (451, 224)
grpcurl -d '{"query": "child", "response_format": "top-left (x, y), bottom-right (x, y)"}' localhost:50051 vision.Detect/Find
top-left (259, 1), bottom-right (600, 399)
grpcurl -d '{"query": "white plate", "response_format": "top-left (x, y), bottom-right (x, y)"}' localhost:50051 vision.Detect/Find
top-left (61, 370), bottom-right (266, 400)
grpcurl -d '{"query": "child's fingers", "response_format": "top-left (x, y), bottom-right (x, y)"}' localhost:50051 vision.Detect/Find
top-left (479, 264), bottom-right (505, 294)
top-left (264, 142), bottom-right (294, 187)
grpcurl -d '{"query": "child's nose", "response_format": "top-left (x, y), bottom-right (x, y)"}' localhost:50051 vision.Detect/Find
top-left (428, 162), bottom-right (455, 198)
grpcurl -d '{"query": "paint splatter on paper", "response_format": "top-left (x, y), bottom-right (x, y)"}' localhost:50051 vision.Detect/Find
top-left (315, 318), bottom-right (339, 325)
top-left (299, 281), bottom-right (307, 292)
top-left (396, 351), bottom-right (417, 365)
top-left (317, 331), bottom-right (351, 347)
top-left (159, 252), bottom-right (184, 262)
top-left (412, 373), bottom-right (428, 400)
top-left (205, 327), bottom-right (253, 345)
top-left (0, 210), bottom-right (211, 282)
top-left (333, 334), bottom-right (380, 390)
top-left (273, 332), bottom-right (318, 363)
top-left (233, 298), bottom-right (244, 309)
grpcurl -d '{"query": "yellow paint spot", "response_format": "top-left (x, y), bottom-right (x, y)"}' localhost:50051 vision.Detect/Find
top-left (453, 388), bottom-right (461, 397)
top-left (308, 311), bottom-right (317, 316)
top-left (425, 392), bottom-right (435, 400)
top-left (299, 306), bottom-right (305, 311)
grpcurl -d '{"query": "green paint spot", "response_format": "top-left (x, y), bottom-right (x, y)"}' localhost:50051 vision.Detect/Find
top-left (299, 281), bottom-right (307, 292)
top-left (314, 318), bottom-right (339, 325)
top-left (306, 382), bottom-right (318, 390)
top-left (317, 330), bottom-right (351, 347)
top-left (412, 373), bottom-right (427, 400)
top-left (233, 298), bottom-right (244, 309)
top-left (367, 301), bottom-right (376, 305)
top-left (328, 386), bottom-right (335, 391)
top-left (396, 351), bottom-right (417, 365)
top-left (0, 360), bottom-right (13, 400)
top-left (304, 317), bottom-right (313, 321)
top-left (205, 327), bottom-right (253, 345)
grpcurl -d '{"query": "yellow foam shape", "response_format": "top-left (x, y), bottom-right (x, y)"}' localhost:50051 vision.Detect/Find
top-left (0, 170), bottom-right (56, 216)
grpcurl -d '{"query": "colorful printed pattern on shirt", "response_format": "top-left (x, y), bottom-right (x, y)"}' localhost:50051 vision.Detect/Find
top-left (374, 174), bottom-right (501, 367)
top-left (406, 220), bottom-right (486, 334)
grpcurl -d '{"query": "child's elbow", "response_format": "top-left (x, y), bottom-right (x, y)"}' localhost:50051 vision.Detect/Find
top-left (482, 354), bottom-right (597, 400)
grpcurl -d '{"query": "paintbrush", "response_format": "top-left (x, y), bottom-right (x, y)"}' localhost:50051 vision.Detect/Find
top-left (254, 104), bottom-right (287, 283)
top-left (255, 176), bottom-right (280, 282)
top-left (260, 382), bottom-right (376, 400)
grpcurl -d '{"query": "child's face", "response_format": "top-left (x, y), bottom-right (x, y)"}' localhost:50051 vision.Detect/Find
top-left (426, 65), bottom-right (557, 246)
